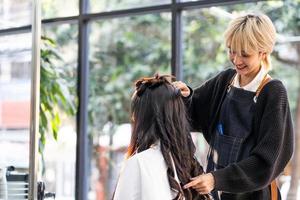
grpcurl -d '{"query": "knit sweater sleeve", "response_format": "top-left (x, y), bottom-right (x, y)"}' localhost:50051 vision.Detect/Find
top-left (185, 69), bottom-right (234, 135)
top-left (187, 81), bottom-right (213, 134)
top-left (211, 80), bottom-right (294, 193)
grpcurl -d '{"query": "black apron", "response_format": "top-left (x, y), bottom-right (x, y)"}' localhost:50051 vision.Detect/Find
top-left (207, 79), bottom-right (278, 200)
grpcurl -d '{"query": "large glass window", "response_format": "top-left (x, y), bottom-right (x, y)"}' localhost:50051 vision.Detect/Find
top-left (41, 0), bottom-right (79, 19)
top-left (0, 32), bottom-right (31, 199)
top-left (88, 13), bottom-right (171, 199)
top-left (0, 0), bottom-right (31, 29)
top-left (182, 7), bottom-right (230, 87)
top-left (89, 0), bottom-right (170, 13)
top-left (41, 23), bottom-right (78, 200)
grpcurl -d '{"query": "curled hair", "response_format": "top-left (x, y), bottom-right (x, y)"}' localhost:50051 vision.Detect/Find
top-left (224, 13), bottom-right (276, 70)
top-left (127, 74), bottom-right (209, 200)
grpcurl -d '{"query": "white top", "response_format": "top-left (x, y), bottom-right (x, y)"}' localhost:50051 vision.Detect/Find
top-left (113, 143), bottom-right (180, 200)
top-left (233, 66), bottom-right (268, 92)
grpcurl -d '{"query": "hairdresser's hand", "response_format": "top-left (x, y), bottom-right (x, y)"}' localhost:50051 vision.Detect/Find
top-left (172, 81), bottom-right (190, 97)
top-left (183, 173), bottom-right (215, 194)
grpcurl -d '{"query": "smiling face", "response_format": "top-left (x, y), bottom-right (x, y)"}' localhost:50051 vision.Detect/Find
top-left (228, 48), bottom-right (264, 78)
top-left (224, 13), bottom-right (277, 75)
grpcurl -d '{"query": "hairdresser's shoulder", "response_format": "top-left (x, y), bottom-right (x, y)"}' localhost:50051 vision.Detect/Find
top-left (204, 67), bottom-right (236, 85)
top-left (259, 79), bottom-right (288, 102)
top-left (216, 67), bottom-right (236, 79)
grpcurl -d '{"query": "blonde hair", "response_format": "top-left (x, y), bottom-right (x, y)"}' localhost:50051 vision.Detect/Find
top-left (224, 13), bottom-right (276, 70)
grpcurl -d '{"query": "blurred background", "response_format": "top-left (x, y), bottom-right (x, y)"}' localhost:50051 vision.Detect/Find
top-left (0, 0), bottom-right (299, 199)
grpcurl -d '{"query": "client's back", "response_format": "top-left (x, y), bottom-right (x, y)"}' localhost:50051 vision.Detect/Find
top-left (114, 74), bottom-right (209, 200)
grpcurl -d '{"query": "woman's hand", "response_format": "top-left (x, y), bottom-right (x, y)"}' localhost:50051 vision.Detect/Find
top-left (172, 81), bottom-right (190, 97)
top-left (183, 173), bottom-right (215, 194)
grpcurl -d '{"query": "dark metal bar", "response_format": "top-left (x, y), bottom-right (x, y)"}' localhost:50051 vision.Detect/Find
top-left (75, 0), bottom-right (89, 200)
top-left (0, 17), bottom-right (78, 36)
top-left (171, 0), bottom-right (183, 80)
top-left (0, 25), bottom-right (31, 36)
top-left (42, 16), bottom-right (79, 25)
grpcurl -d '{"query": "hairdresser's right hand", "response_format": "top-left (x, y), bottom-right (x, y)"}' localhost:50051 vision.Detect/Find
top-left (172, 81), bottom-right (190, 97)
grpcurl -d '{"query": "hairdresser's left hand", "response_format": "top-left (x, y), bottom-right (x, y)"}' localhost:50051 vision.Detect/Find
top-left (183, 173), bottom-right (215, 194)
top-left (172, 81), bottom-right (190, 97)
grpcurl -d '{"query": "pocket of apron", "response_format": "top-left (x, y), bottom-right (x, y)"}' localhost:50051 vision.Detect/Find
top-left (214, 133), bottom-right (243, 168)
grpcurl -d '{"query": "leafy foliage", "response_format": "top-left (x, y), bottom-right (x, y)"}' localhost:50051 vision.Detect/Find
top-left (88, 13), bottom-right (171, 135)
top-left (39, 36), bottom-right (76, 156)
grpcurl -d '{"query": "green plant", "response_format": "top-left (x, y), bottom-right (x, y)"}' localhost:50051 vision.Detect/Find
top-left (39, 36), bottom-right (76, 168)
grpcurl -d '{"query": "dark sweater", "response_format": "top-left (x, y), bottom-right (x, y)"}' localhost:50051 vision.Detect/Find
top-left (187, 68), bottom-right (294, 197)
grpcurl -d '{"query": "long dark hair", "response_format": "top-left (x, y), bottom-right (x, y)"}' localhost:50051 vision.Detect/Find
top-left (127, 74), bottom-right (209, 200)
